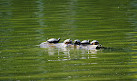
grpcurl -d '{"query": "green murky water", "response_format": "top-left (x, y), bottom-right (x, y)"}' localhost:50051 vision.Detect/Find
top-left (0, 0), bottom-right (137, 81)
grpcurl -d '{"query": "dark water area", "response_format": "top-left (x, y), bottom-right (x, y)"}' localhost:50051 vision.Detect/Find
top-left (0, 0), bottom-right (137, 81)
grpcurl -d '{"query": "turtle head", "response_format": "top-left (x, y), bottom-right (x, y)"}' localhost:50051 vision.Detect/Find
top-left (58, 38), bottom-right (61, 41)
top-left (88, 40), bottom-right (90, 43)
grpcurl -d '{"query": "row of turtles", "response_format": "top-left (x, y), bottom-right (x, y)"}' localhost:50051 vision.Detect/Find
top-left (46, 38), bottom-right (99, 45)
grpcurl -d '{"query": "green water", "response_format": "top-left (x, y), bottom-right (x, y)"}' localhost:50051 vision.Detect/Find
top-left (0, 0), bottom-right (137, 81)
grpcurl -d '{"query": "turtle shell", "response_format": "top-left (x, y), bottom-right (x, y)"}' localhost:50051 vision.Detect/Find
top-left (64, 39), bottom-right (72, 44)
top-left (81, 40), bottom-right (90, 44)
top-left (74, 39), bottom-right (81, 45)
top-left (47, 38), bottom-right (60, 43)
top-left (91, 40), bottom-right (99, 45)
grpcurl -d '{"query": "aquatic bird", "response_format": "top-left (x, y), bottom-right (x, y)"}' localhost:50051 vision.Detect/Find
top-left (74, 39), bottom-right (81, 45)
top-left (91, 40), bottom-right (99, 45)
top-left (63, 39), bottom-right (72, 44)
top-left (47, 38), bottom-right (61, 43)
top-left (81, 40), bottom-right (90, 45)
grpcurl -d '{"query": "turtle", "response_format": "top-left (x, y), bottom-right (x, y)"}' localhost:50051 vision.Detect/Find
top-left (63, 39), bottom-right (72, 44)
top-left (91, 40), bottom-right (99, 45)
top-left (47, 38), bottom-right (60, 43)
top-left (74, 39), bottom-right (81, 45)
top-left (81, 40), bottom-right (90, 45)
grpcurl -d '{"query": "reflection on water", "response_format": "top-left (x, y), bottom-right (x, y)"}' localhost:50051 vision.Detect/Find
top-left (39, 42), bottom-right (101, 61)
top-left (45, 46), bottom-right (100, 61)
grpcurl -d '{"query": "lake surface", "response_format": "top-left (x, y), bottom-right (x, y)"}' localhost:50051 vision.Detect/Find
top-left (0, 0), bottom-right (137, 81)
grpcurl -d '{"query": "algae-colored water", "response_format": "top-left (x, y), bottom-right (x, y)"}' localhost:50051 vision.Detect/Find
top-left (0, 0), bottom-right (137, 81)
